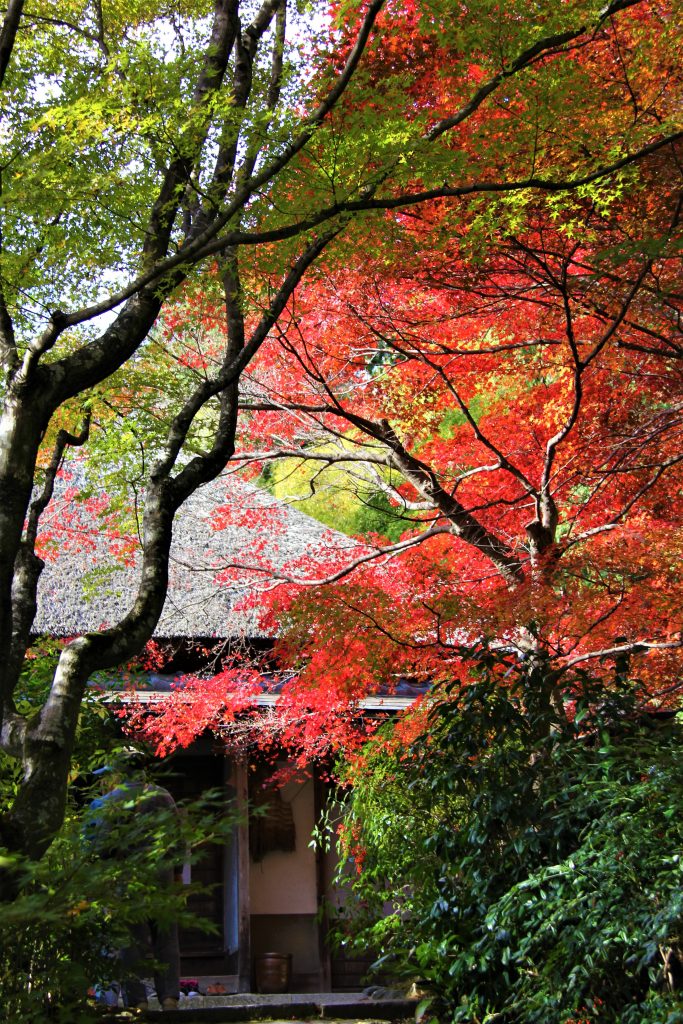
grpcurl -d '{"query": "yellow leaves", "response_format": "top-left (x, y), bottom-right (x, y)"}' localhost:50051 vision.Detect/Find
top-left (34, 91), bottom-right (155, 146)
top-left (101, 0), bottom-right (214, 27)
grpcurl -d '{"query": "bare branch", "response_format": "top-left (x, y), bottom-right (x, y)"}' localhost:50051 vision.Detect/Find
top-left (427, 0), bottom-right (644, 142)
top-left (372, 419), bottom-right (524, 583)
top-left (158, 227), bottom-right (343, 492)
top-left (22, 12), bottom-right (109, 58)
top-left (177, 523), bottom-right (454, 586)
top-left (25, 416), bottom-right (91, 551)
top-left (231, 445), bottom-right (392, 467)
top-left (561, 637), bottom-right (682, 670)
top-left (563, 454), bottom-right (683, 549)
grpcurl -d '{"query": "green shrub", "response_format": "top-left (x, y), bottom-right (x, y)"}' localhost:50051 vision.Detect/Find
top-left (0, 833), bottom-right (122, 1023)
top-left (0, 786), bottom-right (234, 1023)
top-left (335, 650), bottom-right (683, 1024)
top-left (1, 665), bottom-right (235, 1024)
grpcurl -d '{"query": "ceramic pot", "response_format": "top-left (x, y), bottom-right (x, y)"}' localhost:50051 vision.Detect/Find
top-left (254, 952), bottom-right (292, 993)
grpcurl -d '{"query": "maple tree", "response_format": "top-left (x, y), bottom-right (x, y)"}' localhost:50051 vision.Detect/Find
top-left (0, 0), bottom-right (680, 900)
top-left (134, 11), bottom-right (683, 760)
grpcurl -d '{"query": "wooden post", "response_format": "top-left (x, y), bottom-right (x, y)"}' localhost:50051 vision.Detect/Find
top-left (314, 765), bottom-right (332, 991)
top-left (235, 758), bottom-right (251, 992)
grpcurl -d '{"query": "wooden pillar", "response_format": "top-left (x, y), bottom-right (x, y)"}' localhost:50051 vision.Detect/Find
top-left (314, 765), bottom-right (332, 991)
top-left (235, 759), bottom-right (251, 992)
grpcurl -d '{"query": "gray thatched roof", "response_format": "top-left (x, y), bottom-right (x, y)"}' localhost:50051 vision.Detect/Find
top-left (34, 471), bottom-right (362, 639)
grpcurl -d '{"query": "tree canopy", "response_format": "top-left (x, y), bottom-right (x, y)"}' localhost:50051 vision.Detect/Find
top-left (131, 0), bottom-right (683, 760)
top-left (0, 0), bottom-right (680, 890)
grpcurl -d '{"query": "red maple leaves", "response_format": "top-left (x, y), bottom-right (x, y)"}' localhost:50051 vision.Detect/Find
top-left (121, 1), bottom-right (682, 763)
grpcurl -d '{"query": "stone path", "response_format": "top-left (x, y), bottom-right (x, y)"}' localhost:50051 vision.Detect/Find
top-left (105, 992), bottom-right (415, 1023)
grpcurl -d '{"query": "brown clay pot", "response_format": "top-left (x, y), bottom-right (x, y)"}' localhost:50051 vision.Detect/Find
top-left (254, 952), bottom-right (292, 993)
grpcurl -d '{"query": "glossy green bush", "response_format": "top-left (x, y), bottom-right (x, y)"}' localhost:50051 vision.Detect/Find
top-left (336, 652), bottom-right (683, 1024)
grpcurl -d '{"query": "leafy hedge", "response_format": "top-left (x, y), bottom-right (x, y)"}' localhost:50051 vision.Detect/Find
top-left (334, 653), bottom-right (683, 1024)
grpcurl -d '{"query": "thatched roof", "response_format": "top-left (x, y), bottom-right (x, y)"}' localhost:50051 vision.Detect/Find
top-left (34, 471), bottom-right (361, 639)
